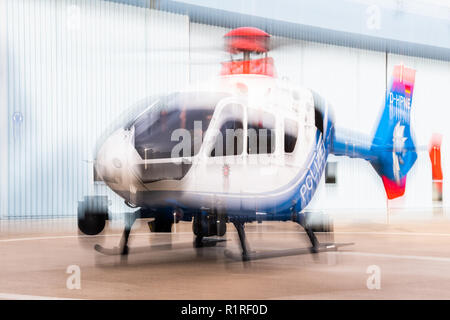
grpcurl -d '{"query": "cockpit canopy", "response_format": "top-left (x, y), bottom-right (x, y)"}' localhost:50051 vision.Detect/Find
top-left (133, 92), bottom-right (230, 160)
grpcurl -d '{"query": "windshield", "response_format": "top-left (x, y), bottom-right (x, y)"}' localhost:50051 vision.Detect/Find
top-left (133, 92), bottom-right (229, 160)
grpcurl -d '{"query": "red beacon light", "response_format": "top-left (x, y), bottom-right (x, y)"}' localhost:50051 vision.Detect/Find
top-left (221, 27), bottom-right (276, 77)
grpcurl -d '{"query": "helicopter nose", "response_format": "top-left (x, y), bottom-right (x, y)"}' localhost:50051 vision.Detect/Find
top-left (95, 128), bottom-right (133, 185)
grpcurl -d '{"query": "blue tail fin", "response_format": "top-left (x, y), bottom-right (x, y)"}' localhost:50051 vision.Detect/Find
top-left (370, 65), bottom-right (417, 199)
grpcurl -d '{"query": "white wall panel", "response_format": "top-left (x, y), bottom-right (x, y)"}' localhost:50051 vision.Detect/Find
top-left (0, 0), bottom-right (8, 218)
top-left (189, 23), bottom-right (230, 84)
top-left (4, 0), bottom-right (189, 218)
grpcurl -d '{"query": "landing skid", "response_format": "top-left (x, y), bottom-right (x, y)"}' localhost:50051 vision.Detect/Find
top-left (94, 243), bottom-right (176, 256)
top-left (94, 238), bottom-right (227, 256)
top-left (224, 242), bottom-right (354, 262)
top-left (229, 213), bottom-right (350, 262)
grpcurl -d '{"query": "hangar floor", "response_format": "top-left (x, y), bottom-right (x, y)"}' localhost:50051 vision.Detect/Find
top-left (2, 210), bottom-right (450, 300)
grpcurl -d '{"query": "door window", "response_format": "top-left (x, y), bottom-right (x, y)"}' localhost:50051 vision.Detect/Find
top-left (247, 109), bottom-right (276, 154)
top-left (210, 104), bottom-right (244, 157)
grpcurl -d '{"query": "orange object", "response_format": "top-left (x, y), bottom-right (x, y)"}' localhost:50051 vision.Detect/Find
top-left (429, 133), bottom-right (443, 193)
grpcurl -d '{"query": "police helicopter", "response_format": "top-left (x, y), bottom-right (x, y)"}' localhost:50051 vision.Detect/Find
top-left (78, 27), bottom-right (417, 261)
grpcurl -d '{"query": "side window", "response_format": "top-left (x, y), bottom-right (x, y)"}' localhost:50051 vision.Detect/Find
top-left (210, 104), bottom-right (244, 157)
top-left (284, 118), bottom-right (298, 153)
top-left (247, 109), bottom-right (275, 154)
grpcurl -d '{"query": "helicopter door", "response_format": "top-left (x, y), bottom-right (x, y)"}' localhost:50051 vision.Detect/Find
top-left (241, 108), bottom-right (279, 194)
top-left (194, 103), bottom-right (245, 199)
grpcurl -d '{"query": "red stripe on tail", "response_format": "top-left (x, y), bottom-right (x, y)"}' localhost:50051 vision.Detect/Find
top-left (381, 176), bottom-right (406, 199)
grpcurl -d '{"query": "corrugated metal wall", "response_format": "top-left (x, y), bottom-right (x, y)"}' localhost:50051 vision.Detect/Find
top-left (2, 2), bottom-right (450, 219)
top-left (2, 0), bottom-right (189, 218)
top-left (0, 0), bottom-right (8, 219)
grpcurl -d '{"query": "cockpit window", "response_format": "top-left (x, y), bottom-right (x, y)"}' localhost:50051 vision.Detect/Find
top-left (133, 92), bottom-right (229, 160)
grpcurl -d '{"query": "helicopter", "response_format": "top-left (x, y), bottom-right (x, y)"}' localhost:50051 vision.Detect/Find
top-left (77, 27), bottom-right (417, 261)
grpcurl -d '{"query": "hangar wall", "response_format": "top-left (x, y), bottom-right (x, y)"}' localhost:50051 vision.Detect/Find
top-left (2, 0), bottom-right (189, 218)
top-left (1, 0), bottom-right (449, 218)
top-left (0, 0), bottom-right (8, 219)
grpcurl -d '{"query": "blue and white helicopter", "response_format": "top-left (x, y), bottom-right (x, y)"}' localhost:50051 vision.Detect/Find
top-left (78, 27), bottom-right (417, 261)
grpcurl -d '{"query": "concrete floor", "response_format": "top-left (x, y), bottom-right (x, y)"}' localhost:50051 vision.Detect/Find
top-left (2, 213), bottom-right (450, 299)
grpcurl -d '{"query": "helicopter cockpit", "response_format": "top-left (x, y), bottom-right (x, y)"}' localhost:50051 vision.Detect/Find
top-left (130, 91), bottom-right (230, 183)
top-left (126, 88), bottom-right (305, 190)
top-left (133, 92), bottom-right (230, 160)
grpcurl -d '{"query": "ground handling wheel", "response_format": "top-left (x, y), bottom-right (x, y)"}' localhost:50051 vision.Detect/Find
top-left (78, 196), bottom-right (109, 235)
